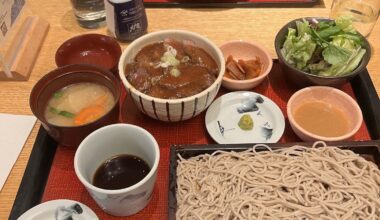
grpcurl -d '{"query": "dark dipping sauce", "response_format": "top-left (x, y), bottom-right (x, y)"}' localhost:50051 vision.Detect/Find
top-left (93, 154), bottom-right (151, 190)
top-left (125, 39), bottom-right (219, 99)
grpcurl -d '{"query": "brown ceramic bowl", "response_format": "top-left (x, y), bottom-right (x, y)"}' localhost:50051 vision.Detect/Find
top-left (30, 64), bottom-right (121, 146)
top-left (55, 34), bottom-right (122, 75)
top-left (274, 17), bottom-right (371, 88)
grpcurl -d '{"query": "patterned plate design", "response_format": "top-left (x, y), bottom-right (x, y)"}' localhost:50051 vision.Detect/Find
top-left (205, 91), bottom-right (285, 144)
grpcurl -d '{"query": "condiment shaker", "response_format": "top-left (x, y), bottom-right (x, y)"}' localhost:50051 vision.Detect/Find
top-left (105, 0), bottom-right (148, 41)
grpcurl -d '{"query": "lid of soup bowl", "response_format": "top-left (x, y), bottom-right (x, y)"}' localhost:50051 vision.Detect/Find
top-left (18, 200), bottom-right (98, 220)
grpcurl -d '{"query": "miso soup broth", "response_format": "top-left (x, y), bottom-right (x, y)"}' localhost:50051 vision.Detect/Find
top-left (44, 83), bottom-right (115, 126)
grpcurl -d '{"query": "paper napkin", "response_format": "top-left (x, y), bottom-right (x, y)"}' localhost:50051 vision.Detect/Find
top-left (0, 113), bottom-right (36, 191)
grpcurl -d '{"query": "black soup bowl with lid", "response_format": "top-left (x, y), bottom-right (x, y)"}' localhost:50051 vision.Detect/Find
top-left (274, 17), bottom-right (371, 88)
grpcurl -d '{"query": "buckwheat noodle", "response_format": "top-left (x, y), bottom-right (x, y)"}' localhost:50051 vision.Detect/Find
top-left (176, 142), bottom-right (380, 220)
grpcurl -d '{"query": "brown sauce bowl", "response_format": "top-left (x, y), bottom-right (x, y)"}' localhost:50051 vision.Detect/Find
top-left (30, 64), bottom-right (121, 146)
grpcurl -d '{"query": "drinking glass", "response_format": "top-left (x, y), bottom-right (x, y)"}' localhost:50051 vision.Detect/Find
top-left (330, 0), bottom-right (380, 37)
top-left (70, 0), bottom-right (106, 28)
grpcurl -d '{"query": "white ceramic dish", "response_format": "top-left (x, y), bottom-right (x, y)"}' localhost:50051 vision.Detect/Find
top-left (18, 199), bottom-right (98, 220)
top-left (205, 92), bottom-right (285, 144)
top-left (118, 30), bottom-right (225, 122)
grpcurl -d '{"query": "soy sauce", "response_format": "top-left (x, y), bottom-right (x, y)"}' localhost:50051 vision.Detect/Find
top-left (93, 154), bottom-right (150, 190)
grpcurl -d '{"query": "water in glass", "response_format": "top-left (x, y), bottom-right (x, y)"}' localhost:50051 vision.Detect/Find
top-left (71, 0), bottom-right (106, 28)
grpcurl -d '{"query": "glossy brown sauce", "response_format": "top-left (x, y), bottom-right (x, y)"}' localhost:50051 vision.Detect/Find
top-left (93, 154), bottom-right (150, 190)
top-left (294, 101), bottom-right (350, 137)
top-left (125, 39), bottom-right (219, 99)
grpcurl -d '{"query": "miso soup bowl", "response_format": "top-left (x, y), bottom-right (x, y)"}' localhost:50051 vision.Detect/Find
top-left (30, 64), bottom-right (121, 146)
top-left (118, 30), bottom-right (225, 122)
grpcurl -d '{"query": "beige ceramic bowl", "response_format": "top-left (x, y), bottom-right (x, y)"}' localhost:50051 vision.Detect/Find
top-left (287, 86), bottom-right (363, 142)
top-left (119, 30), bottom-right (225, 122)
top-left (220, 40), bottom-right (273, 90)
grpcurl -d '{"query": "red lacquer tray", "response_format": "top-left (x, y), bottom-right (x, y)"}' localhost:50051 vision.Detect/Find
top-left (142, 0), bottom-right (319, 8)
top-left (9, 61), bottom-right (380, 220)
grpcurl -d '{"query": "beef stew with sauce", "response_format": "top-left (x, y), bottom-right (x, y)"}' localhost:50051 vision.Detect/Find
top-left (124, 39), bottom-right (219, 99)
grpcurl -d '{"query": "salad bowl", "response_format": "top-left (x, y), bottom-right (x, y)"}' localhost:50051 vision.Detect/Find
top-left (274, 17), bottom-right (371, 87)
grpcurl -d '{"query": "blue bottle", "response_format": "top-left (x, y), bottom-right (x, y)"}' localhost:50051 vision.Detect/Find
top-left (105, 0), bottom-right (148, 41)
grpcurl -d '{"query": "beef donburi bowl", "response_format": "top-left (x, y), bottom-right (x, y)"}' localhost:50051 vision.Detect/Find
top-left (119, 30), bottom-right (225, 122)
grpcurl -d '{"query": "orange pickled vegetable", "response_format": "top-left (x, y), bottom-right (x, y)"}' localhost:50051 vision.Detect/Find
top-left (224, 55), bottom-right (262, 80)
top-left (74, 105), bottom-right (106, 125)
top-left (73, 95), bottom-right (110, 125)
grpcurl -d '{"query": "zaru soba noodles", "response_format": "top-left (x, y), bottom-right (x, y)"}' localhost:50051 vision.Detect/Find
top-left (176, 142), bottom-right (380, 220)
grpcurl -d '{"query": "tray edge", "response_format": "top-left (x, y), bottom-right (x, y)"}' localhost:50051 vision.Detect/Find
top-left (8, 126), bottom-right (57, 220)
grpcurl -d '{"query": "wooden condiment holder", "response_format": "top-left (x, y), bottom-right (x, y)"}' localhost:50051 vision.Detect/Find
top-left (0, 16), bottom-right (49, 81)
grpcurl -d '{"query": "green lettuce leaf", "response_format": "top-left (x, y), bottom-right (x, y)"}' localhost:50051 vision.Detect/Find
top-left (335, 15), bottom-right (356, 33)
top-left (319, 48), bottom-right (366, 76)
top-left (281, 16), bottom-right (366, 76)
top-left (322, 44), bottom-right (351, 65)
top-left (281, 20), bottom-right (317, 70)
top-left (296, 19), bottom-right (311, 36)
top-left (330, 34), bottom-right (363, 51)
top-left (317, 26), bottom-right (342, 40)
top-left (308, 60), bottom-right (330, 74)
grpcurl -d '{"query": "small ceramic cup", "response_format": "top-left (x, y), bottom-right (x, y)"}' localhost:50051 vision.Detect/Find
top-left (74, 124), bottom-right (160, 216)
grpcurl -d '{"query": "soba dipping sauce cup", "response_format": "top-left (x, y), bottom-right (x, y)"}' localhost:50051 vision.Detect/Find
top-left (74, 124), bottom-right (160, 216)
top-left (29, 64), bottom-right (120, 146)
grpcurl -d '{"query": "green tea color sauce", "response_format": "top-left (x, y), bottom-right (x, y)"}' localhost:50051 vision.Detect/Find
top-left (294, 101), bottom-right (350, 137)
top-left (93, 154), bottom-right (151, 190)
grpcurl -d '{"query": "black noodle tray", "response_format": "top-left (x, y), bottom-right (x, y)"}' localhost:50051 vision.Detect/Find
top-left (168, 140), bottom-right (380, 220)
top-left (9, 62), bottom-right (380, 219)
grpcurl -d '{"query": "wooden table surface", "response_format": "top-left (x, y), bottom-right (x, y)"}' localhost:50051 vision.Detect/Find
top-left (0, 0), bottom-right (379, 219)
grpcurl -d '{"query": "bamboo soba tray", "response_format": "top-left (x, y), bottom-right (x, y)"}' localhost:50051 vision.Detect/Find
top-left (168, 140), bottom-right (380, 219)
top-left (9, 61), bottom-right (380, 219)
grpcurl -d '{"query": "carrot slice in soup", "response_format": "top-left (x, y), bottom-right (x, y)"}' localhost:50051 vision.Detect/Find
top-left (74, 105), bottom-right (106, 125)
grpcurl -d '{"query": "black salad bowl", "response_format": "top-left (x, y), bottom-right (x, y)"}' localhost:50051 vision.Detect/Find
top-left (274, 17), bottom-right (371, 88)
